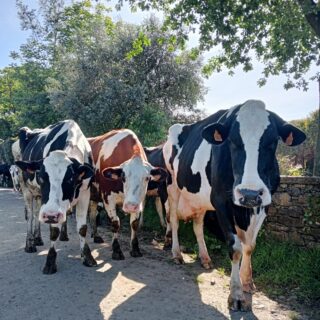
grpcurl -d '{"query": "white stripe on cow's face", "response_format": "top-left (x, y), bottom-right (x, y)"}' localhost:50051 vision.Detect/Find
top-left (97, 130), bottom-right (132, 172)
top-left (122, 156), bottom-right (152, 214)
top-left (233, 100), bottom-right (272, 206)
top-left (39, 151), bottom-right (72, 223)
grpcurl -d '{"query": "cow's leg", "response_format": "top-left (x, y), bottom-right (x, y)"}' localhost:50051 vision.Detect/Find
top-left (170, 190), bottom-right (184, 264)
top-left (76, 189), bottom-right (97, 267)
top-left (105, 199), bottom-right (124, 260)
top-left (193, 213), bottom-right (212, 269)
top-left (163, 198), bottom-right (172, 250)
top-left (59, 221), bottom-right (69, 241)
top-left (89, 201), bottom-right (104, 243)
top-left (33, 196), bottom-right (43, 246)
top-left (139, 201), bottom-right (145, 229)
top-left (130, 212), bottom-right (142, 257)
top-left (155, 196), bottom-right (166, 228)
top-left (213, 199), bottom-right (251, 311)
top-left (239, 208), bottom-right (266, 293)
top-left (43, 224), bottom-right (61, 274)
top-left (163, 221), bottom-right (172, 250)
top-left (23, 191), bottom-right (37, 253)
top-left (227, 234), bottom-right (251, 311)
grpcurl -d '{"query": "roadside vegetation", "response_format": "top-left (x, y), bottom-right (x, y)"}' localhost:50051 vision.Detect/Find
top-left (142, 199), bottom-right (320, 306)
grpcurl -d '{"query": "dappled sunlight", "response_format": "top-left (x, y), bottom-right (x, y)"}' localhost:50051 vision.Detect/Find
top-left (99, 272), bottom-right (146, 319)
top-left (96, 262), bottom-right (112, 273)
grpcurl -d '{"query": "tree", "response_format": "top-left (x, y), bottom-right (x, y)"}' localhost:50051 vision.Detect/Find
top-left (47, 13), bottom-right (206, 143)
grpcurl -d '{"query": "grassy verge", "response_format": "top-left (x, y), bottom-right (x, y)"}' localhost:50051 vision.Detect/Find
top-left (142, 199), bottom-right (320, 305)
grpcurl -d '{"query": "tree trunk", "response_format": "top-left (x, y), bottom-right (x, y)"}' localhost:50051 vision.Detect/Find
top-left (313, 77), bottom-right (320, 176)
top-left (298, 0), bottom-right (320, 38)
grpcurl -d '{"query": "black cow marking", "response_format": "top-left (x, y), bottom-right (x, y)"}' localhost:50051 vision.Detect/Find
top-left (111, 220), bottom-right (120, 233)
top-left (112, 239), bottom-right (125, 260)
top-left (50, 226), bottom-right (60, 241)
top-left (169, 145), bottom-right (178, 170)
top-left (43, 247), bottom-right (57, 274)
top-left (59, 222), bottom-right (69, 241)
top-left (79, 224), bottom-right (87, 237)
top-left (130, 237), bottom-right (142, 257)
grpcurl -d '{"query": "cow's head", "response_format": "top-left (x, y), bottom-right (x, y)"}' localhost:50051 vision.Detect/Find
top-left (202, 100), bottom-right (306, 208)
top-left (102, 155), bottom-right (167, 214)
top-left (16, 150), bottom-right (94, 224)
top-left (9, 165), bottom-right (21, 192)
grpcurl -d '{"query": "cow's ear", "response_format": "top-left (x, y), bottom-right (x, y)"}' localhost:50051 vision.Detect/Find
top-left (202, 123), bottom-right (229, 144)
top-left (76, 163), bottom-right (94, 180)
top-left (150, 167), bottom-right (167, 182)
top-left (102, 167), bottom-right (123, 180)
top-left (278, 124), bottom-right (306, 146)
top-left (15, 160), bottom-right (42, 173)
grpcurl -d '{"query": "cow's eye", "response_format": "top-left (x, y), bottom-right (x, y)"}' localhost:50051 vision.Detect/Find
top-left (145, 177), bottom-right (150, 182)
top-left (121, 172), bottom-right (126, 182)
top-left (38, 177), bottom-right (44, 184)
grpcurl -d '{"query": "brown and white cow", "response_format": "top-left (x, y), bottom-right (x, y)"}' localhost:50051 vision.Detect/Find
top-left (88, 129), bottom-right (167, 259)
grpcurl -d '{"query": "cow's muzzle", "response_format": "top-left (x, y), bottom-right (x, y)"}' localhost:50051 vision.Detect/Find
top-left (123, 202), bottom-right (140, 214)
top-left (238, 189), bottom-right (263, 208)
top-left (42, 212), bottom-right (64, 224)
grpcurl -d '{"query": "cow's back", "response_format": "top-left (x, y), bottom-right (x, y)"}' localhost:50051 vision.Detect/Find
top-left (19, 120), bottom-right (91, 163)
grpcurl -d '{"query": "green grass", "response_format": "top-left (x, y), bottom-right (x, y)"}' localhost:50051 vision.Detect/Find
top-left (142, 203), bottom-right (320, 304)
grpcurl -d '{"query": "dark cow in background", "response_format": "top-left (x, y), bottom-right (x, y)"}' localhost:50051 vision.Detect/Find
top-left (144, 145), bottom-right (173, 249)
top-left (0, 163), bottom-right (11, 187)
top-left (15, 120), bottom-right (95, 274)
top-left (143, 145), bottom-right (169, 228)
top-left (163, 100), bottom-right (306, 310)
top-left (88, 129), bottom-right (167, 260)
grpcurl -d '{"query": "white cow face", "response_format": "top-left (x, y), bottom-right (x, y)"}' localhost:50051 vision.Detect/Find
top-left (202, 100), bottom-right (306, 208)
top-left (16, 151), bottom-right (94, 224)
top-left (102, 156), bottom-right (167, 214)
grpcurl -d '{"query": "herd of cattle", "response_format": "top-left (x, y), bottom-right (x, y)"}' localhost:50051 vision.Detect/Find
top-left (1, 100), bottom-right (306, 311)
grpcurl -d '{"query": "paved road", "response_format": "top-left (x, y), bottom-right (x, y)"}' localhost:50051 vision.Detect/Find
top-left (0, 188), bottom-right (305, 320)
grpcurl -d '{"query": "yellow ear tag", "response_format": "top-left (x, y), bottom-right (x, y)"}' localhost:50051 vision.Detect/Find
top-left (285, 132), bottom-right (294, 146)
top-left (214, 130), bottom-right (223, 142)
top-left (78, 171), bottom-right (85, 180)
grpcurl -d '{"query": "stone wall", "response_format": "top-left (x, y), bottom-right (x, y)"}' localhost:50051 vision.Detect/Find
top-left (266, 176), bottom-right (320, 247)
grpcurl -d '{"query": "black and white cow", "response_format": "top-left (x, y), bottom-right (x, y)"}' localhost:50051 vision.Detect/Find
top-left (0, 163), bottom-right (11, 187)
top-left (163, 100), bottom-right (306, 311)
top-left (9, 165), bottom-right (21, 192)
top-left (16, 120), bottom-right (96, 274)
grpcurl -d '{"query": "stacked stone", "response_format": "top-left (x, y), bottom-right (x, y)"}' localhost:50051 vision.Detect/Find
top-left (266, 176), bottom-right (320, 247)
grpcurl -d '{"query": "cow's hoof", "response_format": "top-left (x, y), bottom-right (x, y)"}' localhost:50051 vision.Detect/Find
top-left (173, 257), bottom-right (185, 265)
top-left (83, 255), bottom-right (97, 267)
top-left (25, 245), bottom-right (37, 253)
top-left (228, 295), bottom-right (252, 312)
top-left (112, 250), bottom-right (125, 260)
top-left (94, 236), bottom-right (104, 243)
top-left (43, 263), bottom-right (57, 274)
top-left (81, 243), bottom-right (97, 267)
top-left (201, 260), bottom-right (213, 270)
top-left (59, 233), bottom-right (69, 241)
top-left (242, 282), bottom-right (256, 294)
top-left (130, 249), bottom-right (143, 257)
top-left (34, 237), bottom-right (44, 246)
